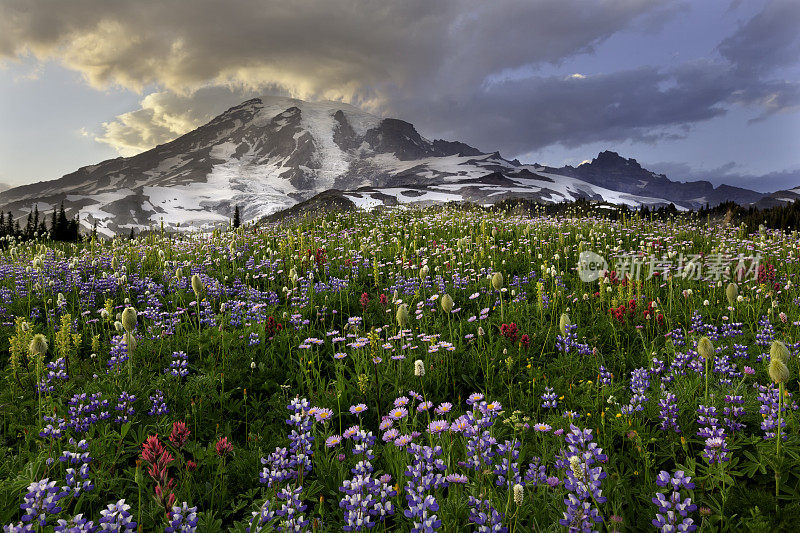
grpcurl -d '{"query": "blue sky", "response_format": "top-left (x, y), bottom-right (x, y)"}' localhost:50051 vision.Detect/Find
top-left (1, 0), bottom-right (798, 192)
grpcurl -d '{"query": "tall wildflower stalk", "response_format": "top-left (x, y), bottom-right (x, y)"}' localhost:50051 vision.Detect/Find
top-left (697, 337), bottom-right (714, 403)
top-left (769, 340), bottom-right (790, 510)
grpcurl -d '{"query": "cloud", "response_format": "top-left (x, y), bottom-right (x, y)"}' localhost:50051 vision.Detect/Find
top-left (95, 86), bottom-right (266, 155)
top-left (391, 61), bottom-right (735, 156)
top-left (0, 0), bottom-right (664, 98)
top-left (647, 160), bottom-right (800, 192)
top-left (718, 0), bottom-right (800, 77)
top-left (2, 0), bottom-right (797, 160)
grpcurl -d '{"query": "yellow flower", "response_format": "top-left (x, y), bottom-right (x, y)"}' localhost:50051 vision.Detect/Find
top-left (615, 413), bottom-right (622, 418)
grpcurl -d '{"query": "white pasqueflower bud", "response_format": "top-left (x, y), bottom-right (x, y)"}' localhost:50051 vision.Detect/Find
top-left (114, 321), bottom-right (123, 332)
top-left (250, 361), bottom-right (256, 370)
top-left (121, 307), bottom-right (137, 333)
top-left (396, 304), bottom-right (410, 327)
top-left (29, 334), bottom-right (48, 356)
top-left (175, 267), bottom-right (183, 279)
top-left (513, 483), bottom-right (524, 506)
top-left (697, 336), bottom-right (714, 360)
top-left (220, 303), bottom-right (226, 313)
top-left (191, 274), bottom-right (203, 296)
top-left (414, 359), bottom-right (425, 377)
top-left (491, 272), bottom-right (503, 290)
top-left (478, 326), bottom-right (485, 337)
top-left (441, 294), bottom-right (454, 314)
top-left (100, 309), bottom-right (109, 320)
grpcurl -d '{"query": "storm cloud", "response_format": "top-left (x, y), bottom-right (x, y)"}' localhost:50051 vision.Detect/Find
top-left (1, 0), bottom-right (798, 162)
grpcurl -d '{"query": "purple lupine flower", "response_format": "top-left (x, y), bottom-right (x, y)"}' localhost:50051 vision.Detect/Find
top-left (723, 395), bottom-right (746, 433)
top-left (541, 387), bottom-right (558, 409)
top-left (658, 390), bottom-right (680, 433)
top-left (467, 497), bottom-right (508, 533)
top-left (755, 383), bottom-right (796, 440)
top-left (67, 393), bottom-right (110, 434)
top-left (40, 414), bottom-right (67, 440)
top-left (492, 440), bottom-right (522, 487)
top-left (713, 351), bottom-right (740, 387)
top-left (165, 502), bottom-right (198, 533)
top-left (462, 430), bottom-right (496, 472)
top-left (557, 425), bottom-right (607, 531)
top-left (54, 513), bottom-right (97, 532)
top-left (275, 486), bottom-right (309, 532)
top-left (598, 366), bottom-right (613, 386)
top-left (523, 457), bottom-right (549, 487)
top-left (114, 392), bottom-right (136, 424)
top-left (622, 367), bottom-right (650, 414)
top-left (696, 405), bottom-right (729, 464)
top-left (403, 443), bottom-right (448, 532)
top-left (756, 315), bottom-right (775, 348)
top-left (59, 438), bottom-right (94, 498)
top-left (97, 499), bottom-right (136, 531)
top-left (37, 357), bottom-right (68, 394)
top-left (166, 351), bottom-right (189, 378)
top-left (732, 344), bottom-right (749, 360)
top-left (260, 398), bottom-right (315, 486)
top-left (19, 479), bottom-right (69, 527)
top-left (148, 389), bottom-right (169, 416)
top-left (652, 470), bottom-right (697, 532)
top-left (668, 328), bottom-right (686, 347)
top-left (246, 499), bottom-right (276, 533)
top-left (106, 335), bottom-right (129, 374)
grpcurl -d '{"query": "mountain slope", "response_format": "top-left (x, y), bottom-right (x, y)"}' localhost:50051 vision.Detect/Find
top-left (0, 96), bottom-right (771, 235)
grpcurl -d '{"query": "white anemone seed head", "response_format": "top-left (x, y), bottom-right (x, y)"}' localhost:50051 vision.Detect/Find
top-left (769, 357), bottom-right (789, 384)
top-left (441, 294), bottom-right (454, 314)
top-left (770, 340), bottom-right (790, 365)
top-left (121, 307), bottom-right (137, 333)
top-left (191, 274), bottom-right (203, 296)
top-left (492, 272), bottom-right (504, 291)
top-left (396, 304), bottom-right (410, 327)
top-left (697, 336), bottom-right (715, 360)
top-left (725, 283), bottom-right (738, 306)
top-left (559, 313), bottom-right (571, 337)
top-left (29, 334), bottom-right (48, 356)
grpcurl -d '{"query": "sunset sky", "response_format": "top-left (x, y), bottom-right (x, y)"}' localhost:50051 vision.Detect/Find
top-left (1, 0), bottom-right (798, 192)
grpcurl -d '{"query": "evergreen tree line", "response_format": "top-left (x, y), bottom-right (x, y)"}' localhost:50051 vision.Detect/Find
top-left (696, 200), bottom-right (800, 233)
top-left (0, 202), bottom-right (80, 242)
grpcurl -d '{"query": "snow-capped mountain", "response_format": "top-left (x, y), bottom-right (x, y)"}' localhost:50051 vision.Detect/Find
top-left (0, 96), bottom-right (768, 235)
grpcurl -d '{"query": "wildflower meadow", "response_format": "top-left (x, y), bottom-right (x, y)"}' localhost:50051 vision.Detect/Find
top-left (2, 205), bottom-right (800, 532)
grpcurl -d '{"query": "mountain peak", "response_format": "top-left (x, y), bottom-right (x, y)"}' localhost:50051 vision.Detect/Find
top-left (592, 150), bottom-right (642, 170)
top-left (0, 95), bottom-right (769, 235)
